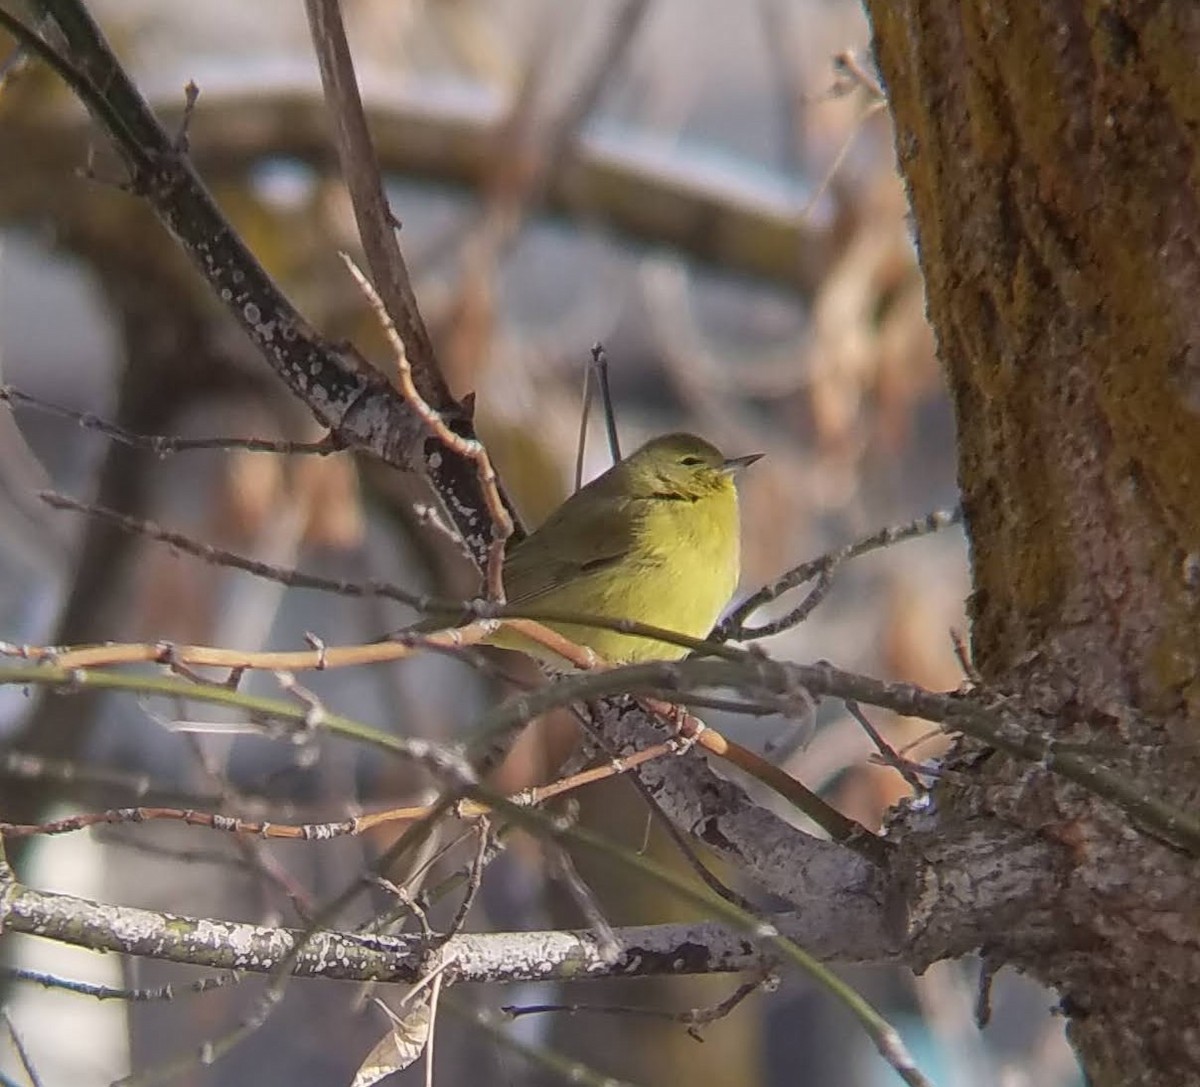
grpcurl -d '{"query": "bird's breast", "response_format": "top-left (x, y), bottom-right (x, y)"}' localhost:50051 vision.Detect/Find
top-left (634, 490), bottom-right (740, 629)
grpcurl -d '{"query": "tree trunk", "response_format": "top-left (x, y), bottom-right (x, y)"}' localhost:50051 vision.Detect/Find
top-left (863, 3), bottom-right (1200, 1083)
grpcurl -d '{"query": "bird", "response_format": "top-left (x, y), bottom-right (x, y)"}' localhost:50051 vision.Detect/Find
top-left (491, 432), bottom-right (761, 665)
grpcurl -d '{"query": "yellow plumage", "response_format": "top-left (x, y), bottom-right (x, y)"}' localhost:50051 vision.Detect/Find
top-left (493, 432), bottom-right (760, 664)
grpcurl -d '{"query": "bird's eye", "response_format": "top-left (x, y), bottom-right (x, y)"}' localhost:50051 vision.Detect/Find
top-left (680, 455), bottom-right (704, 466)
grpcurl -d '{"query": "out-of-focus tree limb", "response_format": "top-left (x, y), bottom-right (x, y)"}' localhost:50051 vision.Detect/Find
top-left (11, 0), bottom-right (508, 571)
top-left (304, 0), bottom-right (444, 408)
top-left (0, 79), bottom-right (836, 294)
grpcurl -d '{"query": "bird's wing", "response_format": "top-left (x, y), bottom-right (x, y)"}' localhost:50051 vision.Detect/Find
top-left (502, 493), bottom-right (651, 606)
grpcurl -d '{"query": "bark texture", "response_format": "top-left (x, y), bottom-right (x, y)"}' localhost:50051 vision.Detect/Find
top-left (864, 3), bottom-right (1200, 1084)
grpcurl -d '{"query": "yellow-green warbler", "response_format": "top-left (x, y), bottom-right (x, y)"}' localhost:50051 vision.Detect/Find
top-left (490, 432), bottom-right (761, 664)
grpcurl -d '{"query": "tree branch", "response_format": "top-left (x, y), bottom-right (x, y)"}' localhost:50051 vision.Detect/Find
top-left (19, 0), bottom-right (501, 570)
top-left (0, 875), bottom-right (899, 986)
top-left (304, 0), bottom-right (443, 408)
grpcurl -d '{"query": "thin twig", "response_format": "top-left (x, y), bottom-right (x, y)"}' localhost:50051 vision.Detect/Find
top-left (975, 955), bottom-right (998, 1029)
top-left (341, 252), bottom-right (513, 600)
top-left (950, 628), bottom-right (982, 685)
top-left (502, 972), bottom-right (772, 1041)
top-left (448, 998), bottom-right (640, 1087)
top-left (0, 744), bottom-right (674, 842)
top-left (1, 384), bottom-right (336, 457)
top-left (721, 507), bottom-right (963, 640)
top-left (574, 703), bottom-right (757, 912)
top-left (2, 965), bottom-right (239, 1002)
top-left (549, 841), bottom-right (621, 965)
top-left (37, 491), bottom-right (426, 607)
top-left (373, 874), bottom-right (435, 938)
top-left (1, 1008), bottom-right (43, 1087)
top-left (845, 699), bottom-right (927, 793)
top-left (797, 99), bottom-right (887, 223)
top-left (574, 357), bottom-right (595, 492)
top-left (444, 820), bottom-right (493, 939)
top-left (591, 343), bottom-right (622, 463)
top-left (832, 49), bottom-right (885, 101)
top-left (425, 970), bottom-right (443, 1087)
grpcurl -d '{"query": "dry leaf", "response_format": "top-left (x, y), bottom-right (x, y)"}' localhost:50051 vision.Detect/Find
top-left (351, 993), bottom-right (432, 1087)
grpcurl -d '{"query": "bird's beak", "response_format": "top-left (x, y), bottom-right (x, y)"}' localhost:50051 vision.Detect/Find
top-left (721, 452), bottom-right (764, 475)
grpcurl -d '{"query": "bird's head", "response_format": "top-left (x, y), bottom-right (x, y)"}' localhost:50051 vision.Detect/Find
top-left (621, 433), bottom-right (762, 500)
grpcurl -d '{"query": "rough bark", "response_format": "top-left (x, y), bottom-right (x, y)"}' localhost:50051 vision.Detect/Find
top-left (864, 3), bottom-right (1200, 1083)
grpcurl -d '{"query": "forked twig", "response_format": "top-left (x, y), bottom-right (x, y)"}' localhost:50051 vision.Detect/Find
top-left (341, 252), bottom-right (513, 599)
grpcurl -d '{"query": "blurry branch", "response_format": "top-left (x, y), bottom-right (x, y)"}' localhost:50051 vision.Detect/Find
top-left (0, 744), bottom-right (344, 821)
top-left (720, 506), bottom-right (964, 639)
top-left (0, 387), bottom-right (72, 575)
top-left (36, 489), bottom-right (429, 609)
top-left (447, 997), bottom-right (641, 1087)
top-left (1, 964), bottom-right (239, 1003)
top-left (546, 845), bottom-right (621, 966)
top-left (0, 663), bottom-right (482, 785)
top-left (516, 2), bottom-right (650, 206)
top-left (642, 257), bottom-right (803, 447)
top-left (0, 385), bottom-right (336, 457)
top-left (3, 1), bottom-right (498, 571)
top-left (304, 0), bottom-right (442, 408)
top-left (450, 0), bottom-right (651, 287)
top-left (432, 3), bottom-right (651, 390)
top-left (502, 973), bottom-right (769, 1040)
top-left (1, 1007), bottom-right (40, 1087)
top-left (758, 0), bottom-right (808, 177)
top-left (0, 740), bottom-right (682, 842)
top-left (0, 748), bottom-right (160, 802)
top-left (0, 79), bottom-right (834, 295)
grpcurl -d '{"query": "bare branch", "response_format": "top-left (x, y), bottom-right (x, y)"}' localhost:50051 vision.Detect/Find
top-left (0, 385), bottom-right (336, 457)
top-left (304, 0), bottom-right (443, 408)
top-left (0, 878), bottom-right (892, 985)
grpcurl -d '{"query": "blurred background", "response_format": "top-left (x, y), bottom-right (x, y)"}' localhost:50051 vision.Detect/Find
top-left (0, 1), bottom-right (1081, 1084)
